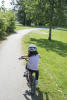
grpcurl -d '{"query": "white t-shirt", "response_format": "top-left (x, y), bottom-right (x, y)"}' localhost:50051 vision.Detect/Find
top-left (27, 54), bottom-right (39, 70)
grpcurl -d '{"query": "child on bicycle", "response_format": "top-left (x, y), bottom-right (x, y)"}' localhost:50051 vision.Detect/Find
top-left (19, 44), bottom-right (40, 85)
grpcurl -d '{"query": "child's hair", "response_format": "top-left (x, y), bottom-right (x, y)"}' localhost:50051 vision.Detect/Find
top-left (28, 51), bottom-right (38, 57)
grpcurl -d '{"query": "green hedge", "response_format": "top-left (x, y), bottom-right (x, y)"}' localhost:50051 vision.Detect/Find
top-left (0, 11), bottom-right (16, 39)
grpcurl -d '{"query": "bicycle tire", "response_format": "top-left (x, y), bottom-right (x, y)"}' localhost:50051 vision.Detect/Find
top-left (31, 76), bottom-right (36, 95)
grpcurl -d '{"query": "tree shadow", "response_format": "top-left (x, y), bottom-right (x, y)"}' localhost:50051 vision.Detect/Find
top-left (27, 38), bottom-right (67, 57)
top-left (23, 90), bottom-right (31, 100)
top-left (56, 28), bottom-right (67, 31)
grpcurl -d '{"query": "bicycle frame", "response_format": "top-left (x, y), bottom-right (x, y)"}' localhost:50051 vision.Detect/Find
top-left (19, 58), bottom-right (36, 95)
top-left (24, 70), bottom-right (36, 95)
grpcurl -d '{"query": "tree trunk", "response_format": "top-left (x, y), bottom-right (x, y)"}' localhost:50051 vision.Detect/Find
top-left (48, 23), bottom-right (52, 40)
top-left (24, 12), bottom-right (26, 25)
top-left (48, 0), bottom-right (54, 40)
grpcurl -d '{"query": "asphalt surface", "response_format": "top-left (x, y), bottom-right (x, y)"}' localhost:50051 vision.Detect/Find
top-left (0, 29), bottom-right (37, 100)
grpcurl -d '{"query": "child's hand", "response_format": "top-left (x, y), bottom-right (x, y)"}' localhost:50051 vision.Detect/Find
top-left (18, 55), bottom-right (28, 60)
top-left (18, 58), bottom-right (21, 60)
top-left (18, 57), bottom-right (22, 60)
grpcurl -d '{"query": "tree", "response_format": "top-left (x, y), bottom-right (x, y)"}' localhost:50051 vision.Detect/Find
top-left (16, 0), bottom-right (26, 25)
top-left (46, 0), bottom-right (65, 40)
top-left (0, 0), bottom-right (6, 12)
top-left (15, 0), bottom-right (66, 40)
top-left (48, 0), bottom-right (55, 40)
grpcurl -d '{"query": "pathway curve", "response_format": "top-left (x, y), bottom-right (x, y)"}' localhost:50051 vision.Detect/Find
top-left (0, 29), bottom-right (37, 100)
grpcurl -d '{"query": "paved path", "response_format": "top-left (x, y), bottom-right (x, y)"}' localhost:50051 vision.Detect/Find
top-left (0, 29), bottom-right (38, 100)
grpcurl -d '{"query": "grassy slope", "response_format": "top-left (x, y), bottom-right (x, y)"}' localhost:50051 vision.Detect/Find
top-left (22, 29), bottom-right (67, 100)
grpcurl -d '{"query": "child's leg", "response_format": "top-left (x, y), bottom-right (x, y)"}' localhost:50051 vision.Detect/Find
top-left (26, 64), bottom-right (27, 70)
top-left (35, 70), bottom-right (39, 85)
top-left (35, 70), bottom-right (39, 80)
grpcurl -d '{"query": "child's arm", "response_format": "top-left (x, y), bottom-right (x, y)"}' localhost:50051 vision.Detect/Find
top-left (19, 55), bottom-right (28, 60)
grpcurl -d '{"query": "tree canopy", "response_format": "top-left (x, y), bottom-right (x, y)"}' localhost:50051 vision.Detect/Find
top-left (16, 0), bottom-right (67, 27)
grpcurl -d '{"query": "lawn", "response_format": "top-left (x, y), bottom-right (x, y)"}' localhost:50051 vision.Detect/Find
top-left (22, 28), bottom-right (67, 100)
top-left (15, 23), bottom-right (32, 30)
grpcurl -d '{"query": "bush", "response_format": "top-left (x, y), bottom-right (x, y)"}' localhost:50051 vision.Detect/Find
top-left (5, 11), bottom-right (16, 34)
top-left (0, 11), bottom-right (16, 39)
top-left (0, 12), bottom-right (7, 39)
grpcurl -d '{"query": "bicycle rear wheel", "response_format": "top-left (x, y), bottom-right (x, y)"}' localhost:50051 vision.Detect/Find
top-left (31, 76), bottom-right (36, 95)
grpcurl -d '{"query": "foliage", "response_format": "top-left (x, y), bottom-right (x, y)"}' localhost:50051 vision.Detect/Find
top-left (0, 12), bottom-right (7, 39)
top-left (0, 0), bottom-right (6, 12)
top-left (16, 0), bottom-right (67, 40)
top-left (0, 11), bottom-right (16, 39)
top-left (16, 0), bottom-right (66, 27)
top-left (5, 11), bottom-right (16, 33)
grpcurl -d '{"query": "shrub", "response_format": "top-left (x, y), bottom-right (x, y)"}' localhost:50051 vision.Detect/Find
top-left (0, 11), bottom-right (16, 39)
top-left (0, 12), bottom-right (7, 39)
top-left (5, 11), bottom-right (16, 34)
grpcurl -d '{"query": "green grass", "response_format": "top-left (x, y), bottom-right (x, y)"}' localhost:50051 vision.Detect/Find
top-left (22, 29), bottom-right (67, 100)
top-left (15, 23), bottom-right (32, 30)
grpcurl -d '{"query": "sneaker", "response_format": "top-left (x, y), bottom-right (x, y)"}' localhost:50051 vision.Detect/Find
top-left (35, 80), bottom-right (38, 85)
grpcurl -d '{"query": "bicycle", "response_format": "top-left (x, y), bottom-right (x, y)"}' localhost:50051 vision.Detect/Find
top-left (22, 58), bottom-right (37, 95)
top-left (24, 70), bottom-right (36, 95)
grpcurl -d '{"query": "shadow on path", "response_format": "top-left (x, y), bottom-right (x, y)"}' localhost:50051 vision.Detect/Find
top-left (27, 38), bottom-right (67, 57)
top-left (23, 88), bottom-right (50, 100)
